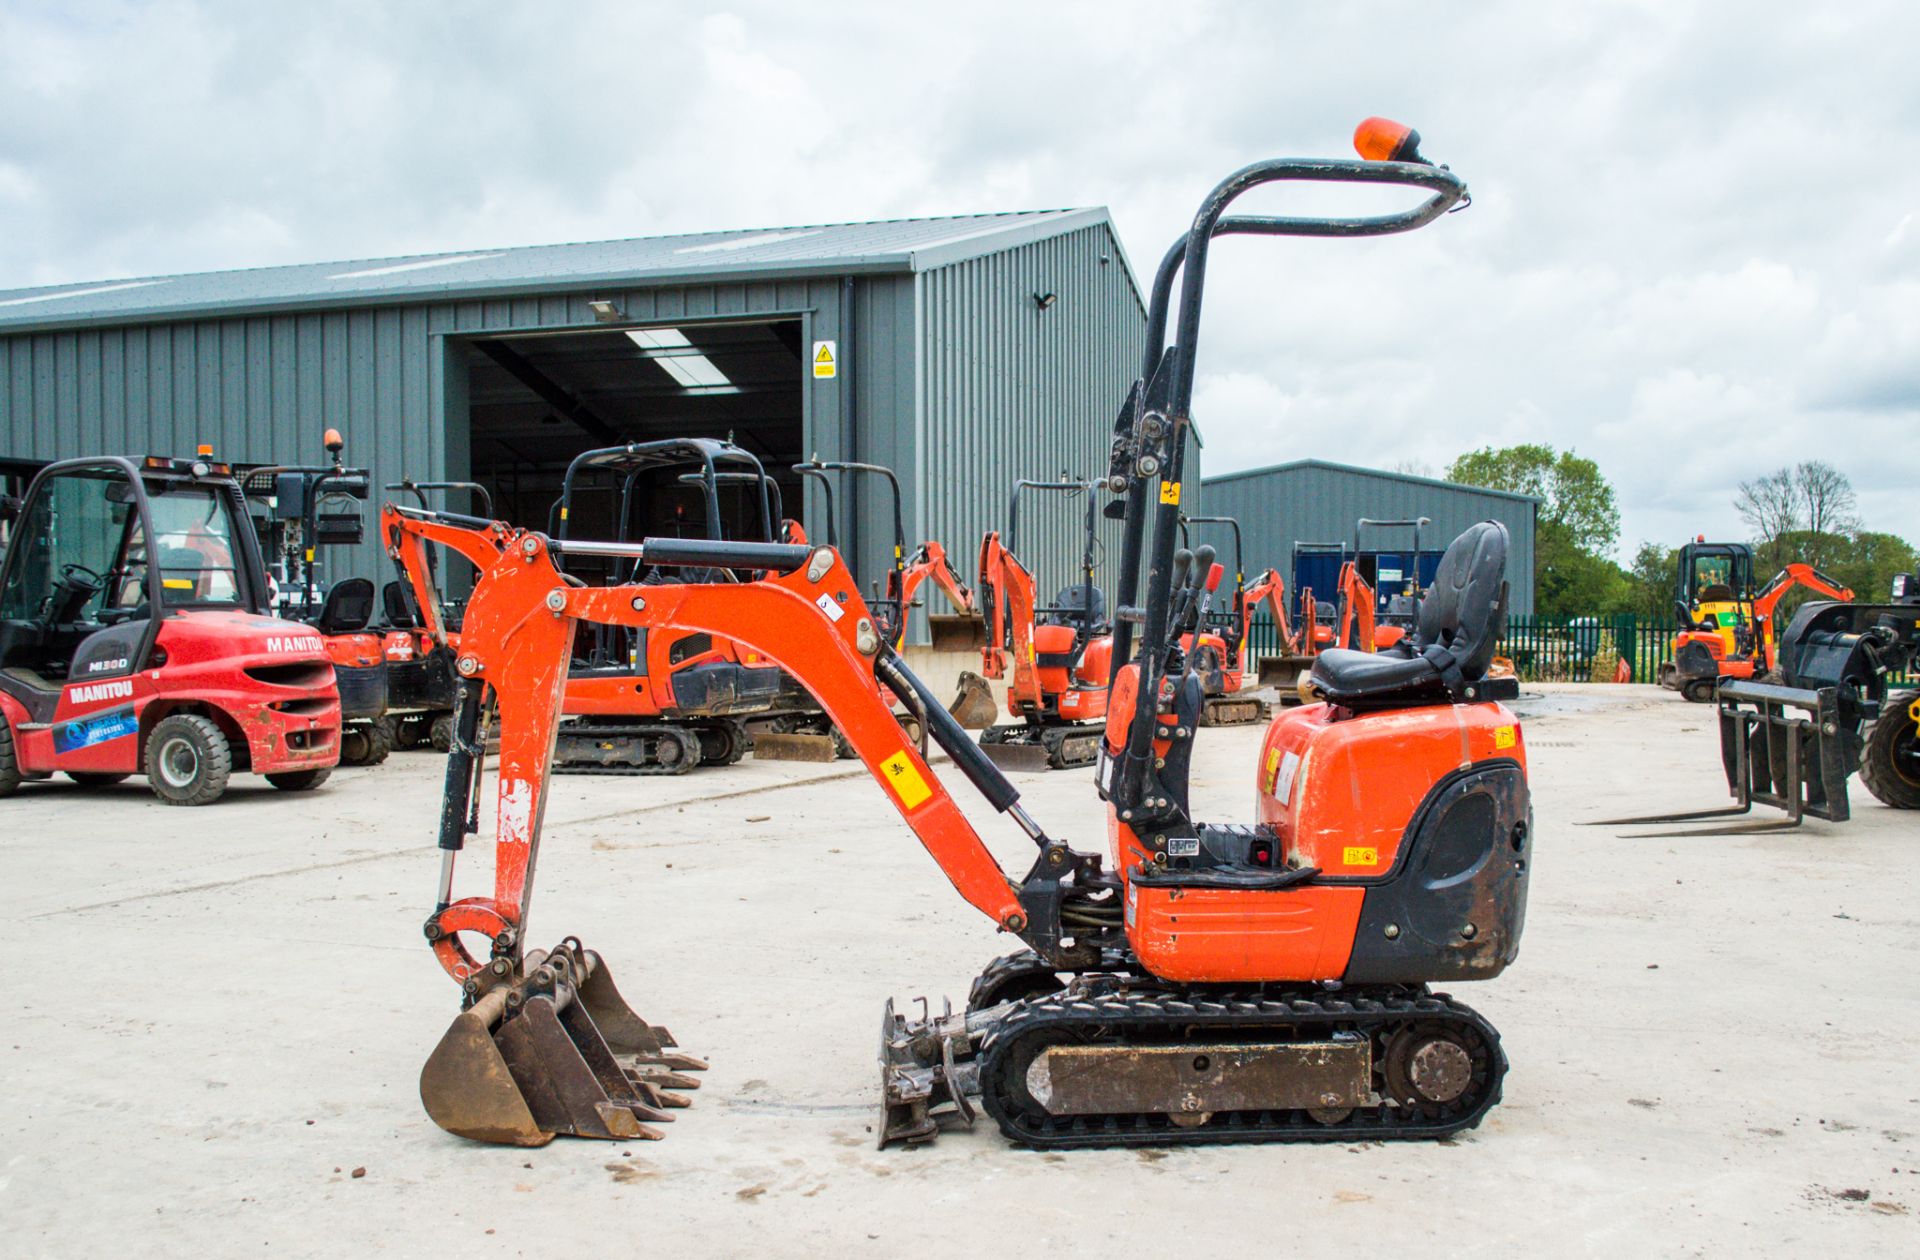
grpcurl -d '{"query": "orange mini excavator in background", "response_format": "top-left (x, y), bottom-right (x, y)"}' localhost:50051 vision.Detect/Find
top-left (976, 477), bottom-right (1114, 770)
top-left (1659, 538), bottom-right (1854, 702)
top-left (1176, 513), bottom-right (1277, 724)
top-left (388, 119), bottom-right (1528, 1152)
top-left (792, 456), bottom-right (997, 731)
top-left (549, 439), bottom-right (828, 771)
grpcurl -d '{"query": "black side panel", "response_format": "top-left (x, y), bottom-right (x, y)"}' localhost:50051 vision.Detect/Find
top-left (70, 622), bottom-right (147, 680)
top-left (666, 662), bottom-right (797, 715)
top-left (1673, 640), bottom-right (1718, 683)
top-left (1343, 762), bottom-right (1531, 984)
top-left (333, 663), bottom-right (389, 721)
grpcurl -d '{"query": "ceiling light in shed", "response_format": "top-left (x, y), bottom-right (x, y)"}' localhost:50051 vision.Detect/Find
top-left (625, 326), bottom-right (732, 390)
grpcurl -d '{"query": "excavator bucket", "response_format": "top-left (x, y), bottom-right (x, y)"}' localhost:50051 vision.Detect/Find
top-left (948, 671), bottom-right (1000, 730)
top-left (928, 612), bottom-right (989, 653)
top-left (1256, 653), bottom-right (1315, 697)
top-left (419, 941), bottom-right (705, 1147)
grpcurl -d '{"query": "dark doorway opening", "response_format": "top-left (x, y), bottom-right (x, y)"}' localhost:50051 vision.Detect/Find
top-left (460, 319), bottom-right (805, 541)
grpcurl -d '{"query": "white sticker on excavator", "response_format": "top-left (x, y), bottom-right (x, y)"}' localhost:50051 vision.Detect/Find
top-left (499, 779), bottom-right (533, 845)
top-left (1167, 836), bottom-right (1199, 857)
top-left (815, 592), bottom-right (845, 622)
top-left (1275, 750), bottom-right (1301, 804)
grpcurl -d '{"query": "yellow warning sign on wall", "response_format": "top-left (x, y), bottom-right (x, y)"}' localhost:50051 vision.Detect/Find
top-left (812, 340), bottom-right (837, 379)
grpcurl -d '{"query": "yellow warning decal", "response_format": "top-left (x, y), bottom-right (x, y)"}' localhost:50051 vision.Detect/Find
top-left (1262, 746), bottom-right (1281, 794)
top-left (880, 750), bottom-right (933, 810)
top-left (1344, 846), bottom-right (1379, 867)
top-left (812, 340), bottom-right (838, 379)
top-left (1159, 481), bottom-right (1182, 506)
top-left (162, 578), bottom-right (194, 590)
top-left (1493, 725), bottom-right (1517, 750)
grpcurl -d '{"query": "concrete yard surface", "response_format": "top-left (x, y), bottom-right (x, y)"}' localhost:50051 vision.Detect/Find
top-left (2, 684), bottom-right (1917, 1256)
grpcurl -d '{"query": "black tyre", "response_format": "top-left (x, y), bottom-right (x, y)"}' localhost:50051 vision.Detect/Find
top-left (66, 772), bottom-right (131, 787)
top-left (0, 717), bottom-right (21, 798)
top-left (145, 714), bottom-right (232, 807)
top-left (266, 768), bottom-right (332, 792)
top-left (430, 713), bottom-right (455, 753)
top-left (1681, 678), bottom-right (1715, 704)
top-left (390, 716), bottom-right (426, 751)
top-left (339, 719), bottom-right (393, 767)
top-left (1861, 690), bottom-right (1920, 810)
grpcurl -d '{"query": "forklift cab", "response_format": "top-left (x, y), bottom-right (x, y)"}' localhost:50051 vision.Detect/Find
top-left (0, 457), bottom-right (264, 690)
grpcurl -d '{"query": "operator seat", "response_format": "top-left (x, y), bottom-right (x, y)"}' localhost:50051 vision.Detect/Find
top-left (381, 580), bottom-right (417, 629)
top-left (1043, 583), bottom-right (1107, 632)
top-left (1309, 521), bottom-right (1509, 711)
top-left (315, 577), bottom-right (375, 634)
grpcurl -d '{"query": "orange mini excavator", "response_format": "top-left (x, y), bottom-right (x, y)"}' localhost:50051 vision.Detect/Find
top-left (975, 477), bottom-right (1115, 770)
top-left (1176, 513), bottom-right (1279, 724)
top-left (1659, 538), bottom-right (1854, 702)
top-left (389, 119), bottom-right (1528, 1152)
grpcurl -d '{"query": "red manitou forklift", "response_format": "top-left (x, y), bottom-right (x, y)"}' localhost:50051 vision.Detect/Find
top-left (976, 477), bottom-right (1115, 770)
top-left (384, 120), bottom-right (1529, 1153)
top-left (239, 430), bottom-right (399, 766)
top-left (0, 452), bottom-right (340, 805)
top-left (1658, 538), bottom-right (1854, 702)
top-left (1176, 513), bottom-right (1279, 725)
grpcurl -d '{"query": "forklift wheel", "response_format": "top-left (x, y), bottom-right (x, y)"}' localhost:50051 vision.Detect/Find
top-left (1860, 689), bottom-right (1920, 811)
top-left (145, 714), bottom-right (233, 807)
top-left (65, 772), bottom-right (131, 787)
top-left (0, 717), bottom-right (19, 797)
top-left (266, 768), bottom-right (332, 792)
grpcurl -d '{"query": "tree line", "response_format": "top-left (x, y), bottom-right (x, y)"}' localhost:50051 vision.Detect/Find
top-left (1443, 446), bottom-right (1914, 620)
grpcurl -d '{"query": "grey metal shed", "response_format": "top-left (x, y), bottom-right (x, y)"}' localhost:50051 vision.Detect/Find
top-left (0, 210), bottom-right (1149, 641)
top-left (1199, 458), bottom-right (1539, 616)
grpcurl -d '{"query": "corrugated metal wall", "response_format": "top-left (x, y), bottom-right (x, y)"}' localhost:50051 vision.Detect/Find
top-left (0, 227), bottom-right (1148, 631)
top-left (914, 223), bottom-right (1148, 633)
top-left (1200, 463), bottom-right (1538, 614)
top-left (0, 277), bottom-right (855, 581)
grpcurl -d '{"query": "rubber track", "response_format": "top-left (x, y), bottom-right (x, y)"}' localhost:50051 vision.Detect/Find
top-left (554, 723), bottom-right (702, 776)
top-left (975, 985), bottom-right (1504, 1149)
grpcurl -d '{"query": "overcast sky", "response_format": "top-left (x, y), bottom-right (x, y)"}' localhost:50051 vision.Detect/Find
top-left (3, 1), bottom-right (1915, 557)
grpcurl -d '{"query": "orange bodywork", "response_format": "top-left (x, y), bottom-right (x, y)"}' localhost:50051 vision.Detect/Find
top-left (1101, 668), bottom-right (1526, 984)
top-left (899, 540), bottom-right (975, 622)
top-left (977, 530), bottom-right (1110, 723)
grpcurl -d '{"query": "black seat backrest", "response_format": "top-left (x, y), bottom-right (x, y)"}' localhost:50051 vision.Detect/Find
top-left (382, 580), bottom-right (417, 628)
top-left (316, 577), bottom-right (375, 634)
top-left (1046, 583), bottom-right (1106, 627)
top-left (1413, 521), bottom-right (1509, 681)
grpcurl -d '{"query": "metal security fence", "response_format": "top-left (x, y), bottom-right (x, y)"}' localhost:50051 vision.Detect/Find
top-left (1245, 612), bottom-right (1912, 687)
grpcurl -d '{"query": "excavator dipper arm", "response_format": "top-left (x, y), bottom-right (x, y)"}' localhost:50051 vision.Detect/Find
top-left (1242, 567), bottom-right (1295, 654)
top-left (900, 540), bottom-right (976, 616)
top-left (384, 506), bottom-right (1038, 986)
top-left (1753, 563), bottom-right (1855, 622)
top-left (975, 532), bottom-right (1041, 708)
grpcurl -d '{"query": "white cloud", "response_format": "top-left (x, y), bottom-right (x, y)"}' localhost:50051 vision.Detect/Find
top-left (0, 0), bottom-right (1915, 555)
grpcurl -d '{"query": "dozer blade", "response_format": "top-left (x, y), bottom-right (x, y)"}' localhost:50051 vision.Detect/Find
top-left (929, 613), bottom-right (989, 654)
top-left (419, 941), bottom-right (704, 1147)
top-left (1201, 695), bottom-right (1269, 726)
top-left (948, 671), bottom-right (1000, 730)
top-left (751, 732), bottom-right (838, 762)
top-left (878, 998), bottom-right (976, 1148)
top-left (977, 735), bottom-right (1056, 773)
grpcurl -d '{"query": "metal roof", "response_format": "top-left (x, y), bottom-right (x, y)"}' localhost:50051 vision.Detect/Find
top-left (1201, 457), bottom-right (1543, 504)
top-left (0, 208), bottom-right (1116, 333)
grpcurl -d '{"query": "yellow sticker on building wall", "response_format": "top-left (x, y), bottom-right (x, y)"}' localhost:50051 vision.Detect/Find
top-left (880, 750), bottom-right (933, 810)
top-left (1344, 846), bottom-right (1379, 867)
top-left (1493, 725), bottom-right (1517, 749)
top-left (1159, 481), bottom-right (1182, 505)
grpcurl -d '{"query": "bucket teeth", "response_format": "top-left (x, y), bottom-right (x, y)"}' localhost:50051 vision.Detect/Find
top-left (637, 1069), bottom-right (704, 1091)
top-left (419, 940), bottom-right (705, 1147)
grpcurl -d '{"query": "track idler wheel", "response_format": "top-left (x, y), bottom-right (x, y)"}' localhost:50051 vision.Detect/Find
top-left (420, 940), bottom-right (705, 1147)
